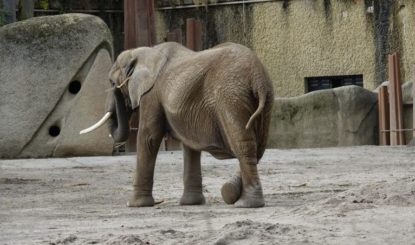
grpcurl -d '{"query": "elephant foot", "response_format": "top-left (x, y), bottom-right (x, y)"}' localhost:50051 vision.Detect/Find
top-left (127, 195), bottom-right (155, 207)
top-left (221, 175), bottom-right (242, 204)
top-left (234, 184), bottom-right (265, 208)
top-left (180, 191), bottom-right (206, 205)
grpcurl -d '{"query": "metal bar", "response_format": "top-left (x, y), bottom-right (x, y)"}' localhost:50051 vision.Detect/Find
top-left (124, 0), bottom-right (156, 152)
top-left (124, 0), bottom-right (137, 49)
top-left (167, 28), bottom-right (183, 44)
top-left (157, 0), bottom-right (274, 10)
top-left (393, 53), bottom-right (405, 145)
top-left (194, 19), bottom-right (202, 51)
top-left (388, 54), bottom-right (398, 145)
top-left (2, 0), bottom-right (16, 23)
top-left (378, 85), bottom-right (390, 145)
top-left (186, 18), bottom-right (202, 51)
top-left (186, 18), bottom-right (196, 50)
top-left (33, 9), bottom-right (124, 13)
top-left (20, 0), bottom-right (34, 20)
top-left (147, 0), bottom-right (156, 46)
top-left (380, 129), bottom-right (415, 132)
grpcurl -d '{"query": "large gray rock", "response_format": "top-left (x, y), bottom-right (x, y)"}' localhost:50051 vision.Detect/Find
top-left (268, 86), bottom-right (378, 148)
top-left (0, 14), bottom-right (114, 158)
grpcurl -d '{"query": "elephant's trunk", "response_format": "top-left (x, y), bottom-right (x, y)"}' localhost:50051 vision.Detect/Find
top-left (108, 88), bottom-right (130, 143)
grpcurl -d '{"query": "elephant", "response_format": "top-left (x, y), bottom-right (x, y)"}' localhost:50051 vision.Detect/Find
top-left (80, 42), bottom-right (274, 208)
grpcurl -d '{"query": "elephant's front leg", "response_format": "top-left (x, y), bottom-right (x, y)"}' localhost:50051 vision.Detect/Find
top-left (180, 146), bottom-right (205, 205)
top-left (127, 126), bottom-right (164, 207)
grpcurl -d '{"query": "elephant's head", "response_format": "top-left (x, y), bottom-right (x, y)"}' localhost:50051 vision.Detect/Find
top-left (80, 47), bottom-right (168, 143)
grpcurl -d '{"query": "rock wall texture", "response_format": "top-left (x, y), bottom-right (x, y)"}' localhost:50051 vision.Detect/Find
top-left (155, 0), bottom-right (415, 97)
top-left (0, 14), bottom-right (114, 158)
top-left (267, 86), bottom-right (378, 148)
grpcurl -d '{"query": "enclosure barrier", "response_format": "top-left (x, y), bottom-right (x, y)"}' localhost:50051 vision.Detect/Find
top-left (378, 52), bottom-right (415, 145)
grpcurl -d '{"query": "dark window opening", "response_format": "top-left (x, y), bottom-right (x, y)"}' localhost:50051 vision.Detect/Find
top-left (68, 80), bottom-right (82, 94)
top-left (305, 75), bottom-right (363, 93)
top-left (49, 126), bottom-right (61, 137)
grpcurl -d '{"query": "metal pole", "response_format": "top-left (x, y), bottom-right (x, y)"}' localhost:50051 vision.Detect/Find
top-left (124, 0), bottom-right (156, 153)
top-left (2, 0), bottom-right (16, 24)
top-left (19, 0), bottom-right (34, 20)
top-left (388, 53), bottom-right (405, 145)
top-left (378, 85), bottom-right (390, 145)
top-left (186, 18), bottom-right (202, 51)
top-left (186, 18), bottom-right (195, 50)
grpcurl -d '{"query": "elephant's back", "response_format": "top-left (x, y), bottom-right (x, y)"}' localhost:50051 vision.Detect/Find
top-left (158, 43), bottom-right (272, 156)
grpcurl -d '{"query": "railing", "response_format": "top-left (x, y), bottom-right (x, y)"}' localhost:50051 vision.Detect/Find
top-left (157, 0), bottom-right (275, 10)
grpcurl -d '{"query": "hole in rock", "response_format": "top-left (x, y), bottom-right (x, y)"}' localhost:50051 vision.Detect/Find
top-left (49, 126), bottom-right (60, 137)
top-left (68, 80), bottom-right (81, 94)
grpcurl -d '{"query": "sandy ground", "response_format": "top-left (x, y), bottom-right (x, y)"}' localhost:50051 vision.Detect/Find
top-left (1, 146), bottom-right (415, 245)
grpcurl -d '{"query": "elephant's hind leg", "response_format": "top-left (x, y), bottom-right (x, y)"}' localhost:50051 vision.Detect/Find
top-left (220, 118), bottom-right (265, 208)
top-left (234, 153), bottom-right (265, 208)
top-left (180, 146), bottom-right (206, 205)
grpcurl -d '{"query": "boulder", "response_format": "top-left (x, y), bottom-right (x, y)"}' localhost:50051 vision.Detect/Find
top-left (268, 86), bottom-right (378, 148)
top-left (0, 14), bottom-right (114, 158)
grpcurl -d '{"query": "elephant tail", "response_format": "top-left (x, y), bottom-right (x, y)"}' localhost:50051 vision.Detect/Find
top-left (245, 90), bottom-right (267, 130)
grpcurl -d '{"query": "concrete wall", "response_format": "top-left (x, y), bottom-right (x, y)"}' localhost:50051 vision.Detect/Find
top-left (155, 0), bottom-right (415, 97)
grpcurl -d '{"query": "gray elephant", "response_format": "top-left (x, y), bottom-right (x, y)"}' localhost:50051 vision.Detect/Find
top-left (81, 42), bottom-right (274, 208)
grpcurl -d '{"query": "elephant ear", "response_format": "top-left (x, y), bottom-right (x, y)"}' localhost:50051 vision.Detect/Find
top-left (127, 48), bottom-right (167, 109)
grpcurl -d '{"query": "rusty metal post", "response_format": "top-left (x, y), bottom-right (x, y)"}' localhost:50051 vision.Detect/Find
top-left (388, 56), bottom-right (397, 145)
top-left (124, 0), bottom-right (156, 49)
top-left (167, 28), bottom-right (182, 44)
top-left (378, 85), bottom-right (390, 145)
top-left (123, 0), bottom-right (136, 49)
top-left (393, 53), bottom-right (405, 145)
top-left (123, 0), bottom-right (156, 152)
top-left (186, 18), bottom-right (202, 51)
top-left (186, 18), bottom-right (195, 50)
top-left (388, 53), bottom-right (405, 145)
top-left (194, 20), bottom-right (202, 51)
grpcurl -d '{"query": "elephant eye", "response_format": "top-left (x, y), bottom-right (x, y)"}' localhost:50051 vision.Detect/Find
top-left (110, 80), bottom-right (116, 86)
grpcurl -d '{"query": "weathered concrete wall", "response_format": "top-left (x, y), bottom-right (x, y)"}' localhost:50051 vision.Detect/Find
top-left (251, 0), bottom-right (376, 96)
top-left (396, 1), bottom-right (415, 98)
top-left (268, 86), bottom-right (378, 148)
top-left (0, 14), bottom-right (114, 158)
top-left (155, 0), bottom-right (415, 97)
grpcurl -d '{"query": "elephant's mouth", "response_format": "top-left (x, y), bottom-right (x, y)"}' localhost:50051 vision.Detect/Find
top-left (80, 88), bottom-right (130, 143)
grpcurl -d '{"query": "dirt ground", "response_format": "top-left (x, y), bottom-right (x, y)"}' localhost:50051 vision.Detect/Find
top-left (1, 146), bottom-right (415, 244)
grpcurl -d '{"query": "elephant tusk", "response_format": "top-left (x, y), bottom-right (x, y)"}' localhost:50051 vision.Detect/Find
top-left (79, 112), bottom-right (112, 135)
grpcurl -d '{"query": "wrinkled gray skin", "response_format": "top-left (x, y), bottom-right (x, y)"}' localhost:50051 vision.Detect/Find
top-left (106, 42), bottom-right (274, 208)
